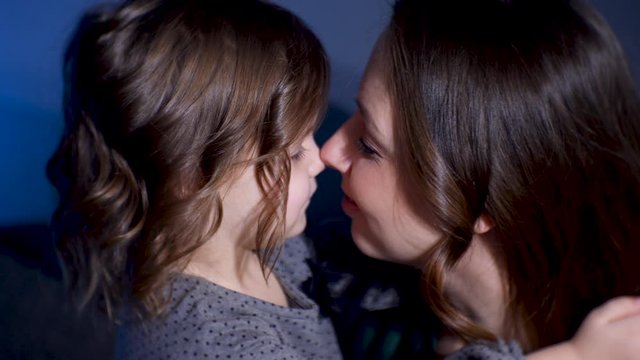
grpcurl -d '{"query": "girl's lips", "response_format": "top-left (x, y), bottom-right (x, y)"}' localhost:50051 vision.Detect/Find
top-left (341, 194), bottom-right (359, 215)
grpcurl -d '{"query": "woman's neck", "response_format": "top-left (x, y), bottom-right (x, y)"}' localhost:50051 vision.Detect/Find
top-left (444, 234), bottom-right (506, 337)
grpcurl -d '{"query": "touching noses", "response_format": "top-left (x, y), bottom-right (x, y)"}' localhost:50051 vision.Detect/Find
top-left (309, 142), bottom-right (325, 177)
top-left (320, 120), bottom-right (350, 174)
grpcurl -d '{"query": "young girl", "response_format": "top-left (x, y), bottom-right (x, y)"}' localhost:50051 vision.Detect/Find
top-left (47, 0), bottom-right (340, 358)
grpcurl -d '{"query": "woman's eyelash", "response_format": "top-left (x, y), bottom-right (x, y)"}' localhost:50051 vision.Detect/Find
top-left (357, 138), bottom-right (379, 157)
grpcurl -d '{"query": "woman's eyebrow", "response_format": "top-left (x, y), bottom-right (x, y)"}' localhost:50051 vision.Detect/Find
top-left (355, 98), bottom-right (384, 138)
top-left (356, 97), bottom-right (390, 155)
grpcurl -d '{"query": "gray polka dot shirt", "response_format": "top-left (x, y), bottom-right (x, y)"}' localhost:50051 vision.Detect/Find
top-left (116, 236), bottom-right (342, 360)
top-left (445, 340), bottom-right (525, 360)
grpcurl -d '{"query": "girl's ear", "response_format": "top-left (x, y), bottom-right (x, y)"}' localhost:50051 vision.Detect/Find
top-left (473, 214), bottom-right (495, 235)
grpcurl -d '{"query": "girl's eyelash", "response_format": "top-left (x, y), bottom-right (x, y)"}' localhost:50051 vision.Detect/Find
top-left (291, 148), bottom-right (307, 161)
top-left (357, 138), bottom-right (379, 157)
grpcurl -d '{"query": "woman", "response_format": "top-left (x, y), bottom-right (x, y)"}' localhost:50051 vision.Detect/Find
top-left (321, 0), bottom-right (640, 357)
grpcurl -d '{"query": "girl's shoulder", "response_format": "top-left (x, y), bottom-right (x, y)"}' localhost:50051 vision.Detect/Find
top-left (116, 264), bottom-right (341, 360)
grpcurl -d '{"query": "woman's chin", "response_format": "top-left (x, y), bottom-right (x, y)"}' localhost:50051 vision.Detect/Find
top-left (350, 230), bottom-right (387, 261)
top-left (351, 227), bottom-right (424, 267)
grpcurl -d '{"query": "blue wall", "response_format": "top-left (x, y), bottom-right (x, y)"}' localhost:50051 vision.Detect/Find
top-left (0, 0), bottom-right (638, 226)
top-left (1, 0), bottom-right (105, 225)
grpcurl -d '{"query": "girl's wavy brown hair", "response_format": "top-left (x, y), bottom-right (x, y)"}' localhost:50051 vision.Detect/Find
top-left (384, 0), bottom-right (640, 351)
top-left (47, 0), bottom-right (328, 319)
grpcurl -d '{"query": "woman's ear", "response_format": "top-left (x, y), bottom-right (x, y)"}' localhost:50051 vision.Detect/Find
top-left (473, 214), bottom-right (495, 235)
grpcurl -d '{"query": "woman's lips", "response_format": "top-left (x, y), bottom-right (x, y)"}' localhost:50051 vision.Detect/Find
top-left (341, 194), bottom-right (359, 215)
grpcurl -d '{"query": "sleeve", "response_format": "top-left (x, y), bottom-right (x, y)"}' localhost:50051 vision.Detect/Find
top-left (444, 340), bottom-right (525, 360)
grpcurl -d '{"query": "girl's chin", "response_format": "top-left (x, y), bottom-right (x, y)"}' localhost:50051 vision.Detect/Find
top-left (284, 218), bottom-right (306, 239)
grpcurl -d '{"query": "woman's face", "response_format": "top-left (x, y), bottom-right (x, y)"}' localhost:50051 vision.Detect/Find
top-left (322, 45), bottom-right (507, 338)
top-left (320, 51), bottom-right (442, 268)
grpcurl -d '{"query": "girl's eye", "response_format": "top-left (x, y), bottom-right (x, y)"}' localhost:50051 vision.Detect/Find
top-left (290, 148), bottom-right (307, 161)
top-left (357, 138), bottom-right (379, 157)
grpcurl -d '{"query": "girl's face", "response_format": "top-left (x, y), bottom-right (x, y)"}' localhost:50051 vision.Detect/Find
top-left (285, 133), bottom-right (325, 238)
top-left (219, 133), bottom-right (323, 245)
top-left (320, 52), bottom-right (442, 268)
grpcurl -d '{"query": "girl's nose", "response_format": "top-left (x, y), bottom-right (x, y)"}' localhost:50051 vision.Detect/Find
top-left (308, 139), bottom-right (325, 176)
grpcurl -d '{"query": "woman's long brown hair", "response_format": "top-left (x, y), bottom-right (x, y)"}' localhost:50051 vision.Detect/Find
top-left (384, 0), bottom-right (640, 351)
top-left (47, 0), bottom-right (328, 320)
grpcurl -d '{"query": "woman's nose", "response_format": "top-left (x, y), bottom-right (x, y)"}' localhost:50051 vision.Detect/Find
top-left (320, 119), bottom-right (352, 174)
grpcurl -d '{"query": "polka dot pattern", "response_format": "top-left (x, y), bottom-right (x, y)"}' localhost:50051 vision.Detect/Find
top-left (444, 340), bottom-right (524, 360)
top-left (116, 236), bottom-right (342, 360)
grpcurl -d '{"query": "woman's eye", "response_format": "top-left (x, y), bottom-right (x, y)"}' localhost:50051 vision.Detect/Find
top-left (357, 138), bottom-right (379, 157)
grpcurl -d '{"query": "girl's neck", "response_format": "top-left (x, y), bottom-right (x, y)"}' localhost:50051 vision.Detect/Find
top-left (184, 230), bottom-right (288, 307)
